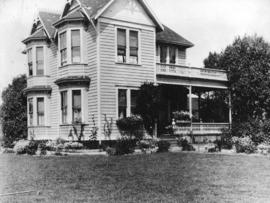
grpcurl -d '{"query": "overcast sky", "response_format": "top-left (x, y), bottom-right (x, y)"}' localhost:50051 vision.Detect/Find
top-left (0, 0), bottom-right (270, 104)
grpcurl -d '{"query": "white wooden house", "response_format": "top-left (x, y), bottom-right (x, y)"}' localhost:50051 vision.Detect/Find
top-left (23, 0), bottom-right (230, 141)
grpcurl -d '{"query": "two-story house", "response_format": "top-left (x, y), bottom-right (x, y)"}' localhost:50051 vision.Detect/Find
top-left (23, 0), bottom-right (230, 141)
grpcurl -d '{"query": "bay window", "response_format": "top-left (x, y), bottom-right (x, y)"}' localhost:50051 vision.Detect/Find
top-left (71, 30), bottom-right (81, 63)
top-left (61, 91), bottom-right (68, 124)
top-left (118, 89), bottom-right (139, 118)
top-left (28, 98), bottom-right (33, 126)
top-left (36, 47), bottom-right (44, 75)
top-left (72, 90), bottom-right (82, 123)
top-left (37, 97), bottom-right (45, 126)
top-left (27, 48), bottom-right (33, 76)
top-left (117, 28), bottom-right (140, 64)
top-left (60, 31), bottom-right (67, 66)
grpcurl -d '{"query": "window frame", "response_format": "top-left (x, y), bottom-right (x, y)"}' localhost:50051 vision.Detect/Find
top-left (28, 98), bottom-right (34, 126)
top-left (71, 29), bottom-right (81, 64)
top-left (27, 48), bottom-right (33, 76)
top-left (72, 89), bottom-right (82, 124)
top-left (115, 27), bottom-right (141, 65)
top-left (60, 91), bottom-right (68, 124)
top-left (37, 97), bottom-right (45, 126)
top-left (59, 88), bottom-right (85, 125)
top-left (116, 87), bottom-right (139, 119)
top-left (59, 31), bottom-right (68, 66)
top-left (58, 28), bottom-right (83, 67)
top-left (26, 45), bottom-right (46, 77)
top-left (36, 46), bottom-right (44, 76)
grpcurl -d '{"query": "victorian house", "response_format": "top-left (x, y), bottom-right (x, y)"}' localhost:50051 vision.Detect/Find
top-left (23, 0), bottom-right (230, 141)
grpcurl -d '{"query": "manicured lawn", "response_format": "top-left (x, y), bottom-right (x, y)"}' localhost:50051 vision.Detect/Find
top-left (1, 153), bottom-right (270, 202)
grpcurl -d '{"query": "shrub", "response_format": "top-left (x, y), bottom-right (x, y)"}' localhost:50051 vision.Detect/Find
top-left (64, 142), bottom-right (84, 150)
top-left (177, 137), bottom-right (195, 151)
top-left (106, 147), bottom-right (116, 156)
top-left (172, 111), bottom-right (191, 121)
top-left (116, 115), bottom-right (144, 140)
top-left (45, 140), bottom-right (57, 151)
top-left (137, 139), bottom-right (157, 150)
top-left (37, 143), bottom-right (47, 155)
top-left (157, 140), bottom-right (170, 153)
top-left (13, 140), bottom-right (38, 155)
top-left (115, 139), bottom-right (136, 155)
top-left (232, 136), bottom-right (256, 154)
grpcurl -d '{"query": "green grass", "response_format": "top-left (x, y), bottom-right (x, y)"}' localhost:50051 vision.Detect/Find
top-left (1, 153), bottom-right (270, 202)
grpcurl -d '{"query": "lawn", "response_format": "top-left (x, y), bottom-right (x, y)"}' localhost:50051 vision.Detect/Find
top-left (1, 153), bottom-right (270, 203)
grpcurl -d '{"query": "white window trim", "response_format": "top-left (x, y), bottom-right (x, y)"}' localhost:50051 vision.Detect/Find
top-left (116, 87), bottom-right (139, 119)
top-left (158, 45), bottom-right (178, 65)
top-left (59, 88), bottom-right (86, 125)
top-left (115, 26), bottom-right (141, 65)
top-left (27, 95), bottom-right (48, 127)
top-left (58, 27), bottom-right (84, 68)
top-left (27, 45), bottom-right (47, 77)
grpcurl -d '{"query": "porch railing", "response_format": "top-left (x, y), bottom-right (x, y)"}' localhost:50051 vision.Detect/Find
top-left (156, 63), bottom-right (228, 82)
top-left (173, 123), bottom-right (230, 135)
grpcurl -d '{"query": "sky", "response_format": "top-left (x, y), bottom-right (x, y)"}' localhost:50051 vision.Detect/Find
top-left (0, 0), bottom-right (270, 105)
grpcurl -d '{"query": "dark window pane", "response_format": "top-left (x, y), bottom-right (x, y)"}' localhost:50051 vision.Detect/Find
top-left (61, 91), bottom-right (67, 124)
top-left (160, 45), bottom-right (167, 63)
top-left (37, 98), bottom-right (44, 126)
top-left (131, 90), bottom-right (138, 115)
top-left (169, 46), bottom-right (176, 64)
top-left (72, 90), bottom-right (81, 123)
top-left (118, 89), bottom-right (127, 118)
top-left (117, 29), bottom-right (126, 63)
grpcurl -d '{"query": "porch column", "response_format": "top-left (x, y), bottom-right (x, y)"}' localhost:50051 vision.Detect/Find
top-left (229, 93), bottom-right (232, 129)
top-left (188, 85), bottom-right (192, 120)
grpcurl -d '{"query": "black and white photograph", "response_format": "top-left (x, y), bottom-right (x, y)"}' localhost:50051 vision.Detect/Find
top-left (0, 0), bottom-right (270, 202)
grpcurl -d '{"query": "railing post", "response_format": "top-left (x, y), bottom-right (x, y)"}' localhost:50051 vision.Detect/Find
top-left (229, 93), bottom-right (232, 129)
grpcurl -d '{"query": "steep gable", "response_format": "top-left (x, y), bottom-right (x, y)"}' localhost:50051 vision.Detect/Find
top-left (101, 0), bottom-right (155, 26)
top-left (39, 11), bottom-right (61, 39)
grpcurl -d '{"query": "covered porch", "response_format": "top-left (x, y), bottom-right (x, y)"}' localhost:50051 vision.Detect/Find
top-left (156, 64), bottom-right (230, 139)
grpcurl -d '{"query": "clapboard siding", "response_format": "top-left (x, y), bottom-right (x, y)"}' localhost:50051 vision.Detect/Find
top-left (178, 48), bottom-right (186, 66)
top-left (47, 42), bottom-right (60, 140)
top-left (99, 22), bottom-right (155, 139)
top-left (86, 23), bottom-right (98, 136)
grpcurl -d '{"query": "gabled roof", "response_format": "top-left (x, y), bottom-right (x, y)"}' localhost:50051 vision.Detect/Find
top-left (39, 11), bottom-right (61, 39)
top-left (156, 25), bottom-right (194, 48)
top-left (78, 0), bottom-right (164, 31)
top-left (22, 29), bottom-right (48, 44)
top-left (54, 10), bottom-right (85, 27)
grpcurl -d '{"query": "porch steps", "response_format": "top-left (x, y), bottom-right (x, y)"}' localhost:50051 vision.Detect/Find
top-left (159, 135), bottom-right (178, 147)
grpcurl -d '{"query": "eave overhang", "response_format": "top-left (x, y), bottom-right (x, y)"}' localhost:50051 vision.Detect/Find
top-left (23, 86), bottom-right (52, 95)
top-left (53, 17), bottom-right (85, 28)
top-left (55, 76), bottom-right (90, 87)
top-left (156, 40), bottom-right (194, 48)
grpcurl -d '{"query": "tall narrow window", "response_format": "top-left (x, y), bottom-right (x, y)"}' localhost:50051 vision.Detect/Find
top-left (131, 90), bottom-right (138, 115)
top-left (61, 91), bottom-right (68, 124)
top-left (160, 45), bottom-right (167, 63)
top-left (36, 47), bottom-right (44, 75)
top-left (71, 30), bottom-right (81, 63)
top-left (118, 89), bottom-right (127, 118)
top-left (27, 48), bottom-right (33, 76)
top-left (169, 46), bottom-right (176, 64)
top-left (72, 90), bottom-right (81, 123)
top-left (37, 98), bottom-right (45, 126)
top-left (28, 98), bottom-right (33, 126)
top-left (129, 31), bottom-right (138, 64)
top-left (117, 29), bottom-right (126, 63)
top-left (60, 32), bottom-right (67, 66)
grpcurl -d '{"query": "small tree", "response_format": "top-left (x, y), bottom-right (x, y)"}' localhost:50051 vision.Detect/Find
top-left (134, 82), bottom-right (163, 136)
top-left (0, 75), bottom-right (27, 146)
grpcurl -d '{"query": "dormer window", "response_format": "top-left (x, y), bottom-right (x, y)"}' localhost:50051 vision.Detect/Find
top-left (27, 48), bottom-right (33, 76)
top-left (60, 31), bottom-right (67, 66)
top-left (36, 47), bottom-right (44, 75)
top-left (116, 28), bottom-right (140, 64)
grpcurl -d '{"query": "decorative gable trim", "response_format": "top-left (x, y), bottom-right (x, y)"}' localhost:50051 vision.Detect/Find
top-left (93, 0), bottom-right (164, 31)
